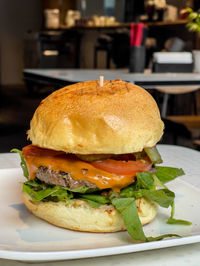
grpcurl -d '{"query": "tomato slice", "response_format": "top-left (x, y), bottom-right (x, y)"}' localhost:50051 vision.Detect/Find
top-left (90, 157), bottom-right (152, 175)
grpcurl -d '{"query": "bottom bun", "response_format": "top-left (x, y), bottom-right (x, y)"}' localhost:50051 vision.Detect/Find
top-left (22, 192), bottom-right (158, 232)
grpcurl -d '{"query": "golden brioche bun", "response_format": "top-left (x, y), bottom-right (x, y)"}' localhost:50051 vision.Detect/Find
top-left (28, 79), bottom-right (164, 154)
top-left (22, 192), bottom-right (158, 232)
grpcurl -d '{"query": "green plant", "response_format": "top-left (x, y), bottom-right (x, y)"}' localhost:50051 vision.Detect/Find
top-left (182, 8), bottom-right (200, 32)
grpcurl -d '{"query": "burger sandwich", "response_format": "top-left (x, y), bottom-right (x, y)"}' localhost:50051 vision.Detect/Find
top-left (12, 79), bottom-right (190, 242)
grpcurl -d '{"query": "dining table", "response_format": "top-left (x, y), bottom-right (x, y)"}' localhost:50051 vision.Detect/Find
top-left (0, 144), bottom-right (200, 265)
top-left (23, 68), bottom-right (200, 91)
top-left (23, 68), bottom-right (200, 119)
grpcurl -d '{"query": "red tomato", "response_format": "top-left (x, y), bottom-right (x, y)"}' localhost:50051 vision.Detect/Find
top-left (90, 157), bottom-right (152, 175)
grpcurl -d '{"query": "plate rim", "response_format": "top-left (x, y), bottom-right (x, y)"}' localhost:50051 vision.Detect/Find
top-left (1, 234), bottom-right (200, 261)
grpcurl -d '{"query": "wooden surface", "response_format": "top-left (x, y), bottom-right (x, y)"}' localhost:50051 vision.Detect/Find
top-left (156, 86), bottom-right (200, 95)
top-left (193, 139), bottom-right (200, 146)
top-left (164, 116), bottom-right (200, 142)
top-left (193, 139), bottom-right (200, 151)
top-left (165, 116), bottom-right (200, 130)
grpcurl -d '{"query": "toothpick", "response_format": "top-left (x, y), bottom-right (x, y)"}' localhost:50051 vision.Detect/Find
top-left (99, 76), bottom-right (104, 87)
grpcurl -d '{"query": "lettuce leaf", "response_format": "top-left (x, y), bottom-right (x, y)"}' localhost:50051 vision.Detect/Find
top-left (11, 149), bottom-right (29, 179)
top-left (81, 194), bottom-right (109, 204)
top-left (111, 197), bottom-right (180, 242)
top-left (155, 166), bottom-right (185, 184)
top-left (167, 201), bottom-right (192, 225)
top-left (136, 172), bottom-right (155, 190)
top-left (67, 186), bottom-right (98, 194)
top-left (23, 183), bottom-right (58, 201)
top-left (79, 198), bottom-right (101, 208)
top-left (119, 183), bottom-right (138, 198)
top-left (141, 189), bottom-right (175, 208)
top-left (112, 197), bottom-right (147, 242)
top-left (147, 234), bottom-right (180, 242)
top-left (23, 183), bottom-right (73, 201)
top-left (120, 182), bottom-right (175, 209)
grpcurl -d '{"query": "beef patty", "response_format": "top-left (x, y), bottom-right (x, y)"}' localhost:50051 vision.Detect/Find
top-left (36, 166), bottom-right (97, 189)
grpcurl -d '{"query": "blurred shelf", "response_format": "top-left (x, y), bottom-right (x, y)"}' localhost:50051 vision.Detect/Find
top-left (146, 20), bottom-right (187, 27)
top-left (44, 20), bottom-right (188, 31)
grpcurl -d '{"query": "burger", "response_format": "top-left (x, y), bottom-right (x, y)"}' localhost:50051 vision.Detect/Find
top-left (13, 79), bottom-right (189, 242)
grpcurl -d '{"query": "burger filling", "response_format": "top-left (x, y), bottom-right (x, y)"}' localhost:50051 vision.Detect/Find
top-left (21, 144), bottom-right (153, 191)
top-left (12, 145), bottom-right (191, 242)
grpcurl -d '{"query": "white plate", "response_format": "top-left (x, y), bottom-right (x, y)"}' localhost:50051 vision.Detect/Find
top-left (0, 154), bottom-right (200, 262)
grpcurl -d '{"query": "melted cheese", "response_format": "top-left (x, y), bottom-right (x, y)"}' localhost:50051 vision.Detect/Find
top-left (23, 145), bottom-right (135, 191)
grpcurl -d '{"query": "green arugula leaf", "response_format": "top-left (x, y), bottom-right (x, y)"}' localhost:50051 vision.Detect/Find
top-left (155, 166), bottom-right (185, 184)
top-left (119, 184), bottom-right (137, 198)
top-left (81, 194), bottom-right (109, 204)
top-left (66, 186), bottom-right (98, 194)
top-left (122, 188), bottom-right (175, 209)
top-left (147, 234), bottom-right (181, 242)
top-left (23, 183), bottom-right (59, 201)
top-left (24, 178), bottom-right (48, 189)
top-left (111, 197), bottom-right (182, 242)
top-left (111, 198), bottom-right (147, 242)
top-left (167, 201), bottom-right (192, 225)
top-left (109, 191), bottom-right (121, 200)
top-left (120, 181), bottom-right (175, 209)
top-left (24, 179), bottom-right (42, 187)
top-left (136, 172), bottom-right (155, 189)
top-left (152, 174), bottom-right (167, 189)
top-left (23, 184), bottom-right (72, 201)
top-left (142, 189), bottom-right (175, 208)
top-left (50, 187), bottom-right (73, 201)
top-left (167, 218), bottom-right (192, 225)
top-left (79, 198), bottom-right (101, 208)
top-left (10, 149), bottom-right (29, 179)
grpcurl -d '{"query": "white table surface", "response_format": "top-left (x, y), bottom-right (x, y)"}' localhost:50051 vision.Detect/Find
top-left (24, 68), bottom-right (200, 84)
top-left (0, 145), bottom-right (200, 266)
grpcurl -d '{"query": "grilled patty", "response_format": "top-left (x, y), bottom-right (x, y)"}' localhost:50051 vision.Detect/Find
top-left (36, 166), bottom-right (97, 189)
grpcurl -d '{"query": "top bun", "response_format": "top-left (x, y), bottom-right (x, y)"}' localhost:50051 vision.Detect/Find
top-left (28, 79), bottom-right (164, 154)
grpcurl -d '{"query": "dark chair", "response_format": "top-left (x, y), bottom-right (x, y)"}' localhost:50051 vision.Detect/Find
top-left (156, 86), bottom-right (199, 117)
top-left (155, 86), bottom-right (200, 145)
top-left (94, 34), bottom-right (113, 69)
top-left (38, 30), bottom-right (81, 68)
top-left (93, 31), bottom-right (130, 69)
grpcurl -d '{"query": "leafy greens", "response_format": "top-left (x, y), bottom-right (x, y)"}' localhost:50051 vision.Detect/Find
top-left (12, 148), bottom-right (191, 243)
top-left (11, 149), bottom-right (29, 179)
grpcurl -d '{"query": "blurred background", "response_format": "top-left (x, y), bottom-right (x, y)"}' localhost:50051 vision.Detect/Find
top-left (0, 0), bottom-right (200, 152)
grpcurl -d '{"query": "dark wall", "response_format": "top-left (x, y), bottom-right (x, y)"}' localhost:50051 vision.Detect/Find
top-left (166, 0), bottom-right (188, 8)
top-left (149, 24), bottom-right (195, 51)
top-left (0, 0), bottom-right (42, 85)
